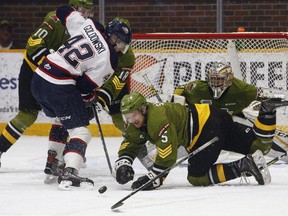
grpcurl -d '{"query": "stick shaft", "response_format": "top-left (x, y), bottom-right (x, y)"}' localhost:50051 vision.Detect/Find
top-left (111, 136), bottom-right (219, 209)
top-left (143, 74), bottom-right (162, 102)
top-left (92, 106), bottom-right (113, 175)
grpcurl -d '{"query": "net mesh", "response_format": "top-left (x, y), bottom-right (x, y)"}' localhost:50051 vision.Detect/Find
top-left (129, 33), bottom-right (288, 134)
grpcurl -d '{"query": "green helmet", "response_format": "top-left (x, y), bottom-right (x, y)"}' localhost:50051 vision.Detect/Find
top-left (121, 92), bottom-right (147, 114)
top-left (113, 17), bottom-right (131, 29)
top-left (69, 0), bottom-right (93, 9)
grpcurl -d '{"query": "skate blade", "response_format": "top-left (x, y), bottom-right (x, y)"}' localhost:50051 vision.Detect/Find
top-left (58, 180), bottom-right (94, 191)
top-left (252, 150), bottom-right (271, 184)
top-left (44, 175), bottom-right (58, 184)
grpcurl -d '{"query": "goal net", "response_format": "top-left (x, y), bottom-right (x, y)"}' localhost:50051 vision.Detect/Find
top-left (129, 32), bottom-right (288, 136)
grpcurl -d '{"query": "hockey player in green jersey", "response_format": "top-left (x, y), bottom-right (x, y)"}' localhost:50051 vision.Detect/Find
top-left (0, 0), bottom-right (94, 167)
top-left (173, 62), bottom-right (258, 116)
top-left (173, 62), bottom-right (288, 162)
top-left (115, 91), bottom-right (288, 189)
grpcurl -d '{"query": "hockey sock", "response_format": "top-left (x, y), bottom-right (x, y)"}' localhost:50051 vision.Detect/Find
top-left (0, 121), bottom-right (23, 152)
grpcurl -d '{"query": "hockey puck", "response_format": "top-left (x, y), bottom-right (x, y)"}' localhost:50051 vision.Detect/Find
top-left (98, 186), bottom-right (107, 194)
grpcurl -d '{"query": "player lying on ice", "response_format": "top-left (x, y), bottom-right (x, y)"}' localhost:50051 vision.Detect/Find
top-left (114, 91), bottom-right (288, 189)
top-left (123, 61), bottom-right (288, 172)
top-left (172, 61), bottom-right (288, 163)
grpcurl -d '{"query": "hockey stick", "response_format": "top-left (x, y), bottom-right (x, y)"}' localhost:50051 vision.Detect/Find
top-left (143, 74), bottom-right (163, 102)
top-left (259, 151), bottom-right (287, 170)
top-left (111, 136), bottom-right (219, 210)
top-left (91, 105), bottom-right (113, 176)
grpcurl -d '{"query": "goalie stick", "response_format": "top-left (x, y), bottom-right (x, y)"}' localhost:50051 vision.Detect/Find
top-left (143, 73), bottom-right (163, 102)
top-left (92, 105), bottom-right (113, 176)
top-left (111, 136), bottom-right (219, 210)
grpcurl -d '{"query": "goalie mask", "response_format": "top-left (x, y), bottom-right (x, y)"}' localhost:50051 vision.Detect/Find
top-left (105, 20), bottom-right (132, 54)
top-left (207, 62), bottom-right (234, 99)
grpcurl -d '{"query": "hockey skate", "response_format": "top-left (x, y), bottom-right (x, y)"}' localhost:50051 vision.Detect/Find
top-left (260, 98), bottom-right (288, 113)
top-left (232, 154), bottom-right (265, 185)
top-left (44, 150), bottom-right (65, 184)
top-left (252, 150), bottom-right (271, 184)
top-left (58, 167), bottom-right (94, 190)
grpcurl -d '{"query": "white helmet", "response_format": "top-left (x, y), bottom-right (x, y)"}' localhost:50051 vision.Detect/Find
top-left (207, 62), bottom-right (234, 99)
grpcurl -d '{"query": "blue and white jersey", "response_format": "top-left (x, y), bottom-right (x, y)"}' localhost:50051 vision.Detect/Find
top-left (35, 6), bottom-right (117, 92)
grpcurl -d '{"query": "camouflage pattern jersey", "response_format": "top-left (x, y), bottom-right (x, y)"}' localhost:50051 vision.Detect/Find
top-left (174, 78), bottom-right (257, 116)
top-left (118, 102), bottom-right (190, 169)
top-left (24, 11), bottom-right (70, 71)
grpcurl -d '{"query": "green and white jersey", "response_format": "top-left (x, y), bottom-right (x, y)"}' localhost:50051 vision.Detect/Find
top-left (175, 78), bottom-right (257, 116)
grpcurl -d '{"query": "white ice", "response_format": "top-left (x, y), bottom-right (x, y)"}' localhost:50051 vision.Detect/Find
top-left (1, 136), bottom-right (287, 216)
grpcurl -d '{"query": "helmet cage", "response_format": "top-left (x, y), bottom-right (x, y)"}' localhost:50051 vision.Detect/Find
top-left (207, 63), bottom-right (234, 99)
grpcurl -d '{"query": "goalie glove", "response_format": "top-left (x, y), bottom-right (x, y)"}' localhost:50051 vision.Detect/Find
top-left (114, 156), bottom-right (135, 184)
top-left (131, 169), bottom-right (166, 190)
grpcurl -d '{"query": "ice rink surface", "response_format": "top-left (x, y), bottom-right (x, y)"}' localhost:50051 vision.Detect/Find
top-left (1, 136), bottom-right (287, 216)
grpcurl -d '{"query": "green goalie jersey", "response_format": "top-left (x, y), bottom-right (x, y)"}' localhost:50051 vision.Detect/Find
top-left (174, 78), bottom-right (257, 116)
top-left (118, 102), bottom-right (190, 168)
top-left (24, 11), bottom-right (70, 71)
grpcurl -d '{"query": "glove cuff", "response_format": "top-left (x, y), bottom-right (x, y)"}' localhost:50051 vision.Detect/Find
top-left (114, 156), bottom-right (133, 171)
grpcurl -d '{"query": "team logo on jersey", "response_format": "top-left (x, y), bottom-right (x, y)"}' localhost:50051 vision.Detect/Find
top-left (186, 82), bottom-right (195, 92)
top-left (103, 73), bottom-right (111, 83)
top-left (44, 63), bottom-right (51, 70)
top-left (158, 123), bottom-right (170, 137)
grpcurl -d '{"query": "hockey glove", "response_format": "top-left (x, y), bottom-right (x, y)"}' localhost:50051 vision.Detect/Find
top-left (131, 170), bottom-right (164, 190)
top-left (114, 157), bottom-right (135, 184)
top-left (82, 91), bottom-right (109, 113)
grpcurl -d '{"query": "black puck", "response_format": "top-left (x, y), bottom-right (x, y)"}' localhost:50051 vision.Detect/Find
top-left (98, 186), bottom-right (107, 194)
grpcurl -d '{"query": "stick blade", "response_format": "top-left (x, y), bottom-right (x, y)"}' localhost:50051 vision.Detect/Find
top-left (111, 202), bottom-right (124, 210)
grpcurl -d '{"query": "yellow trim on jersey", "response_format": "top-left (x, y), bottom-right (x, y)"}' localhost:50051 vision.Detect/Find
top-left (37, 56), bottom-right (46, 66)
top-left (112, 76), bottom-right (125, 90)
top-left (157, 144), bottom-right (172, 159)
top-left (216, 164), bottom-right (226, 183)
top-left (2, 129), bottom-right (17, 144)
top-left (98, 96), bottom-right (107, 106)
top-left (24, 50), bottom-right (37, 71)
top-left (119, 142), bottom-right (129, 151)
top-left (187, 104), bottom-right (210, 151)
top-left (254, 118), bottom-right (276, 131)
top-left (27, 37), bottom-right (43, 46)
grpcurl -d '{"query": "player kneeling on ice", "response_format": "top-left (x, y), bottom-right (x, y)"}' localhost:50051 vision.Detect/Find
top-left (114, 92), bottom-right (288, 189)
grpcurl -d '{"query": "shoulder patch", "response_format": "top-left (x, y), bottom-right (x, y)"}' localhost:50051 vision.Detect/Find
top-left (186, 82), bottom-right (196, 92)
top-left (158, 123), bottom-right (170, 137)
top-left (50, 14), bottom-right (59, 22)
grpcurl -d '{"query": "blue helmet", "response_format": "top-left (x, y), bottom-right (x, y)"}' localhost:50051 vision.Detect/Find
top-left (105, 20), bottom-right (132, 45)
